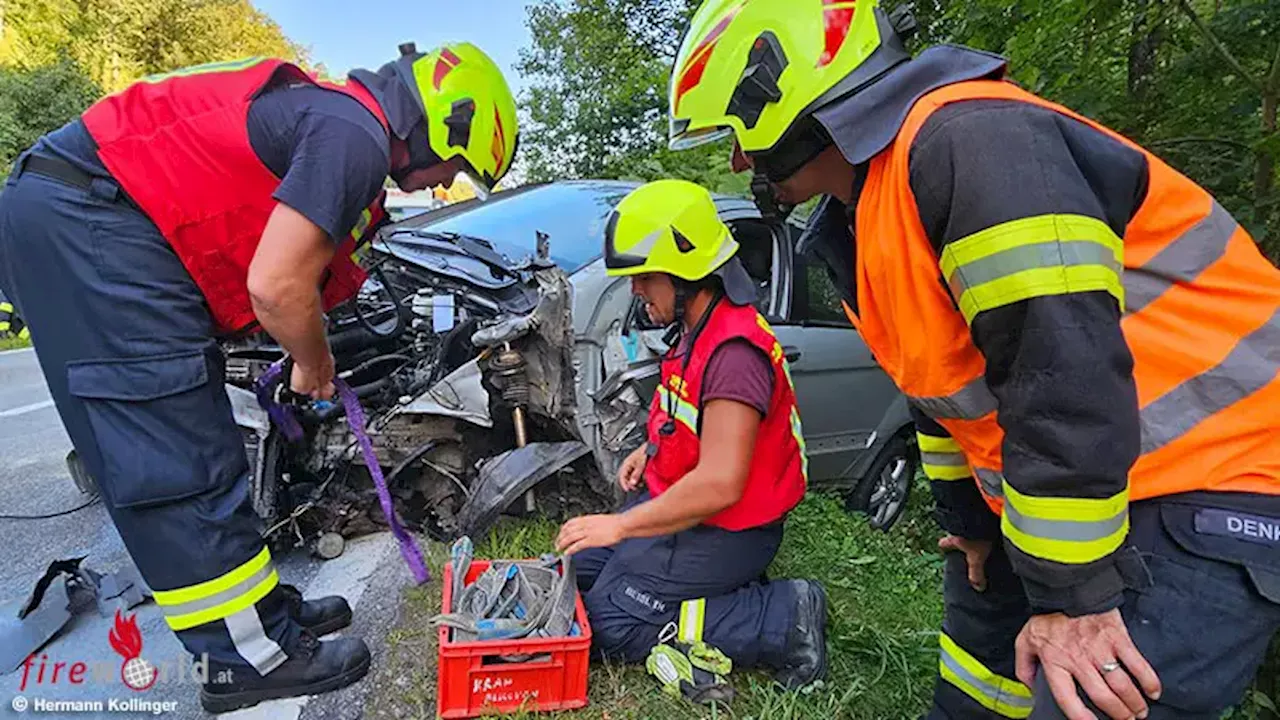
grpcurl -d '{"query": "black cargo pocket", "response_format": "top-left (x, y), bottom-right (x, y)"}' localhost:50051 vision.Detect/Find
top-left (67, 349), bottom-right (245, 508)
top-left (1159, 503), bottom-right (1280, 607)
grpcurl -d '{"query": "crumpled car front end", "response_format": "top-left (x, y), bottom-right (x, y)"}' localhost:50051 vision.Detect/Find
top-left (221, 226), bottom-right (619, 557)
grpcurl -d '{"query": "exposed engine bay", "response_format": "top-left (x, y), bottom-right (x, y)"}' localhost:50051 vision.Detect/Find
top-left (222, 228), bottom-right (620, 559)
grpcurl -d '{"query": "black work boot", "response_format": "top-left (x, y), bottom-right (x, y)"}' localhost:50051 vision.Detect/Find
top-left (774, 579), bottom-right (828, 690)
top-left (279, 583), bottom-right (353, 636)
top-left (199, 632), bottom-right (371, 713)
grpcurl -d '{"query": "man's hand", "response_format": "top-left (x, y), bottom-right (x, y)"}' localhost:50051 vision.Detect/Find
top-left (555, 514), bottom-right (626, 556)
top-left (1015, 609), bottom-right (1161, 720)
top-left (618, 446), bottom-right (646, 492)
top-left (939, 535), bottom-right (992, 592)
top-left (291, 353), bottom-right (336, 401)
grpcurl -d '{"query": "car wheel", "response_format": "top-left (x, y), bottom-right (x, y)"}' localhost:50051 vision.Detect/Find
top-left (845, 433), bottom-right (916, 531)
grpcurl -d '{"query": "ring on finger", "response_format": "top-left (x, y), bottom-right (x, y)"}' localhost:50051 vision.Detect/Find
top-left (1099, 661), bottom-right (1122, 674)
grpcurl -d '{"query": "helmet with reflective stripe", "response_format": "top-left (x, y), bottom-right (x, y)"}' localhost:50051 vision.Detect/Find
top-left (396, 41), bottom-right (518, 190)
top-left (669, 0), bottom-right (909, 154)
top-left (606, 179), bottom-right (739, 281)
top-left (606, 179), bottom-right (759, 306)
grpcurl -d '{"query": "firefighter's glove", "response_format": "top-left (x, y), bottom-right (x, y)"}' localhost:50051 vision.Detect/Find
top-left (645, 639), bottom-right (734, 705)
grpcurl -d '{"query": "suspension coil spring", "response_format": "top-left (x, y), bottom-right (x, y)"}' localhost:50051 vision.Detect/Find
top-left (491, 346), bottom-right (529, 407)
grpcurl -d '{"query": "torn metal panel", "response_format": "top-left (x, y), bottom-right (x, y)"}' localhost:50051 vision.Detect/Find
top-left (1, 576), bottom-right (72, 674)
top-left (588, 361), bottom-right (659, 495)
top-left (0, 557), bottom-right (149, 675)
top-left (457, 441), bottom-right (592, 539)
top-left (400, 358), bottom-right (493, 427)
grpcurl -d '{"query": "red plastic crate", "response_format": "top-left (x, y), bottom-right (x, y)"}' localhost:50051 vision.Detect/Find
top-left (437, 560), bottom-right (592, 718)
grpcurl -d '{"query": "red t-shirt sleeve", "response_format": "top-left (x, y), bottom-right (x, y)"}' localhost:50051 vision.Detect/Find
top-left (701, 339), bottom-right (775, 416)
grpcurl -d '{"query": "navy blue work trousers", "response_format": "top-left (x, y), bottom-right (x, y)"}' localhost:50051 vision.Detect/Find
top-left (574, 492), bottom-right (797, 669)
top-left (0, 152), bottom-right (298, 675)
top-left (927, 497), bottom-right (1280, 719)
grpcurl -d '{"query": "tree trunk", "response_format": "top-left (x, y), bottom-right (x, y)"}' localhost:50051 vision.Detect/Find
top-left (1257, 91), bottom-right (1277, 204)
top-left (1128, 0), bottom-right (1163, 106)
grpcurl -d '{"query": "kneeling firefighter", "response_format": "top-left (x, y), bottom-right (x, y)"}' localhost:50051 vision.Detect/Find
top-left (555, 179), bottom-right (828, 690)
top-left (0, 43), bottom-right (517, 713)
top-left (667, 1), bottom-right (1280, 718)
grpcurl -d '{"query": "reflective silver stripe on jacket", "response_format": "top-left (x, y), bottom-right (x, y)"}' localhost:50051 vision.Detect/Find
top-left (1124, 201), bottom-right (1236, 315)
top-left (1139, 307), bottom-right (1280, 454)
top-left (974, 468), bottom-right (1005, 498)
top-left (910, 376), bottom-right (998, 420)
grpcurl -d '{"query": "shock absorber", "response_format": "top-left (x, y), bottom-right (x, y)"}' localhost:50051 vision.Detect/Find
top-left (491, 344), bottom-right (537, 513)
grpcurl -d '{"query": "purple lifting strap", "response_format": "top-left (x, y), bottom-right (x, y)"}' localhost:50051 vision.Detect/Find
top-left (254, 360), bottom-right (429, 584)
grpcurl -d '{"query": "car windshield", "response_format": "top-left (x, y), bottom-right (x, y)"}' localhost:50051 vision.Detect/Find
top-left (401, 182), bottom-right (636, 272)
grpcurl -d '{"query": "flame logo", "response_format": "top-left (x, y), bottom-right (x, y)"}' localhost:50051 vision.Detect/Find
top-left (109, 611), bottom-right (143, 660)
top-left (109, 611), bottom-right (158, 691)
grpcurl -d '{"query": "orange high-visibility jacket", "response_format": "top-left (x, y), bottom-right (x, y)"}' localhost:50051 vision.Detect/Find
top-left (844, 79), bottom-right (1280, 603)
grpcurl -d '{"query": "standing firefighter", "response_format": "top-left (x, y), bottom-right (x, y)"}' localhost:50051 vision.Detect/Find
top-left (555, 179), bottom-right (828, 691)
top-left (667, 1), bottom-right (1280, 719)
top-left (0, 43), bottom-right (517, 713)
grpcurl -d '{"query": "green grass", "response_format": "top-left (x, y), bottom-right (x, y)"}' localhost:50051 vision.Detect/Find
top-left (363, 480), bottom-right (1280, 719)
top-left (365, 482), bottom-right (948, 720)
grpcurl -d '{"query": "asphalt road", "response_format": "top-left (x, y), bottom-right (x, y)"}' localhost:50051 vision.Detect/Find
top-left (0, 347), bottom-right (418, 720)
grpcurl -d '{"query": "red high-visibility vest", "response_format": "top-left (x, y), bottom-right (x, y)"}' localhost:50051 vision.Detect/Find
top-left (82, 57), bottom-right (388, 335)
top-left (644, 300), bottom-right (808, 530)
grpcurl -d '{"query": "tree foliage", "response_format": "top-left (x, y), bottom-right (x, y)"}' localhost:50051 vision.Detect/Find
top-left (0, 0), bottom-right (308, 178)
top-left (517, 0), bottom-right (1280, 261)
top-left (516, 0), bottom-right (749, 195)
top-left (1, 0), bottom-right (308, 93)
top-left (0, 59), bottom-right (101, 181)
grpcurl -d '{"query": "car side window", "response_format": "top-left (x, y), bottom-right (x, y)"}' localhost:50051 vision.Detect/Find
top-left (794, 251), bottom-right (852, 327)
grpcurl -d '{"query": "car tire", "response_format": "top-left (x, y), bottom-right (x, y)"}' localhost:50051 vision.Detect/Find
top-left (845, 432), bottom-right (916, 531)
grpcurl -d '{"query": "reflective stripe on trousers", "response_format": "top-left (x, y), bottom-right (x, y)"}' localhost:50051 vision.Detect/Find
top-left (677, 598), bottom-right (706, 644)
top-left (152, 546), bottom-right (286, 674)
top-left (918, 432), bottom-right (971, 481)
top-left (939, 632), bottom-right (1033, 718)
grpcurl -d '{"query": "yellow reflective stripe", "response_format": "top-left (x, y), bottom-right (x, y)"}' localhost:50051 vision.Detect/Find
top-left (153, 547), bottom-right (279, 630)
top-left (917, 432), bottom-right (970, 481)
top-left (138, 57), bottom-right (267, 84)
top-left (677, 598), bottom-right (705, 644)
top-left (656, 385), bottom-right (699, 433)
top-left (939, 215), bottom-right (1124, 324)
top-left (755, 312), bottom-right (775, 337)
top-left (916, 433), bottom-right (961, 454)
top-left (939, 633), bottom-right (1032, 718)
top-left (349, 208), bottom-right (373, 241)
top-left (153, 547), bottom-right (272, 606)
top-left (18, 327), bottom-right (29, 339)
top-left (1001, 480), bottom-right (1129, 565)
top-left (0, 322), bottom-right (9, 333)
top-left (0, 301), bottom-right (12, 313)
top-left (162, 570), bottom-right (278, 631)
top-left (790, 405), bottom-right (809, 482)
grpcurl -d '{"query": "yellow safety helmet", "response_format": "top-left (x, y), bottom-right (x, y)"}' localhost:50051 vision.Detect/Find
top-left (605, 179), bottom-right (757, 305)
top-left (668, 0), bottom-right (910, 155)
top-left (396, 41), bottom-right (519, 191)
